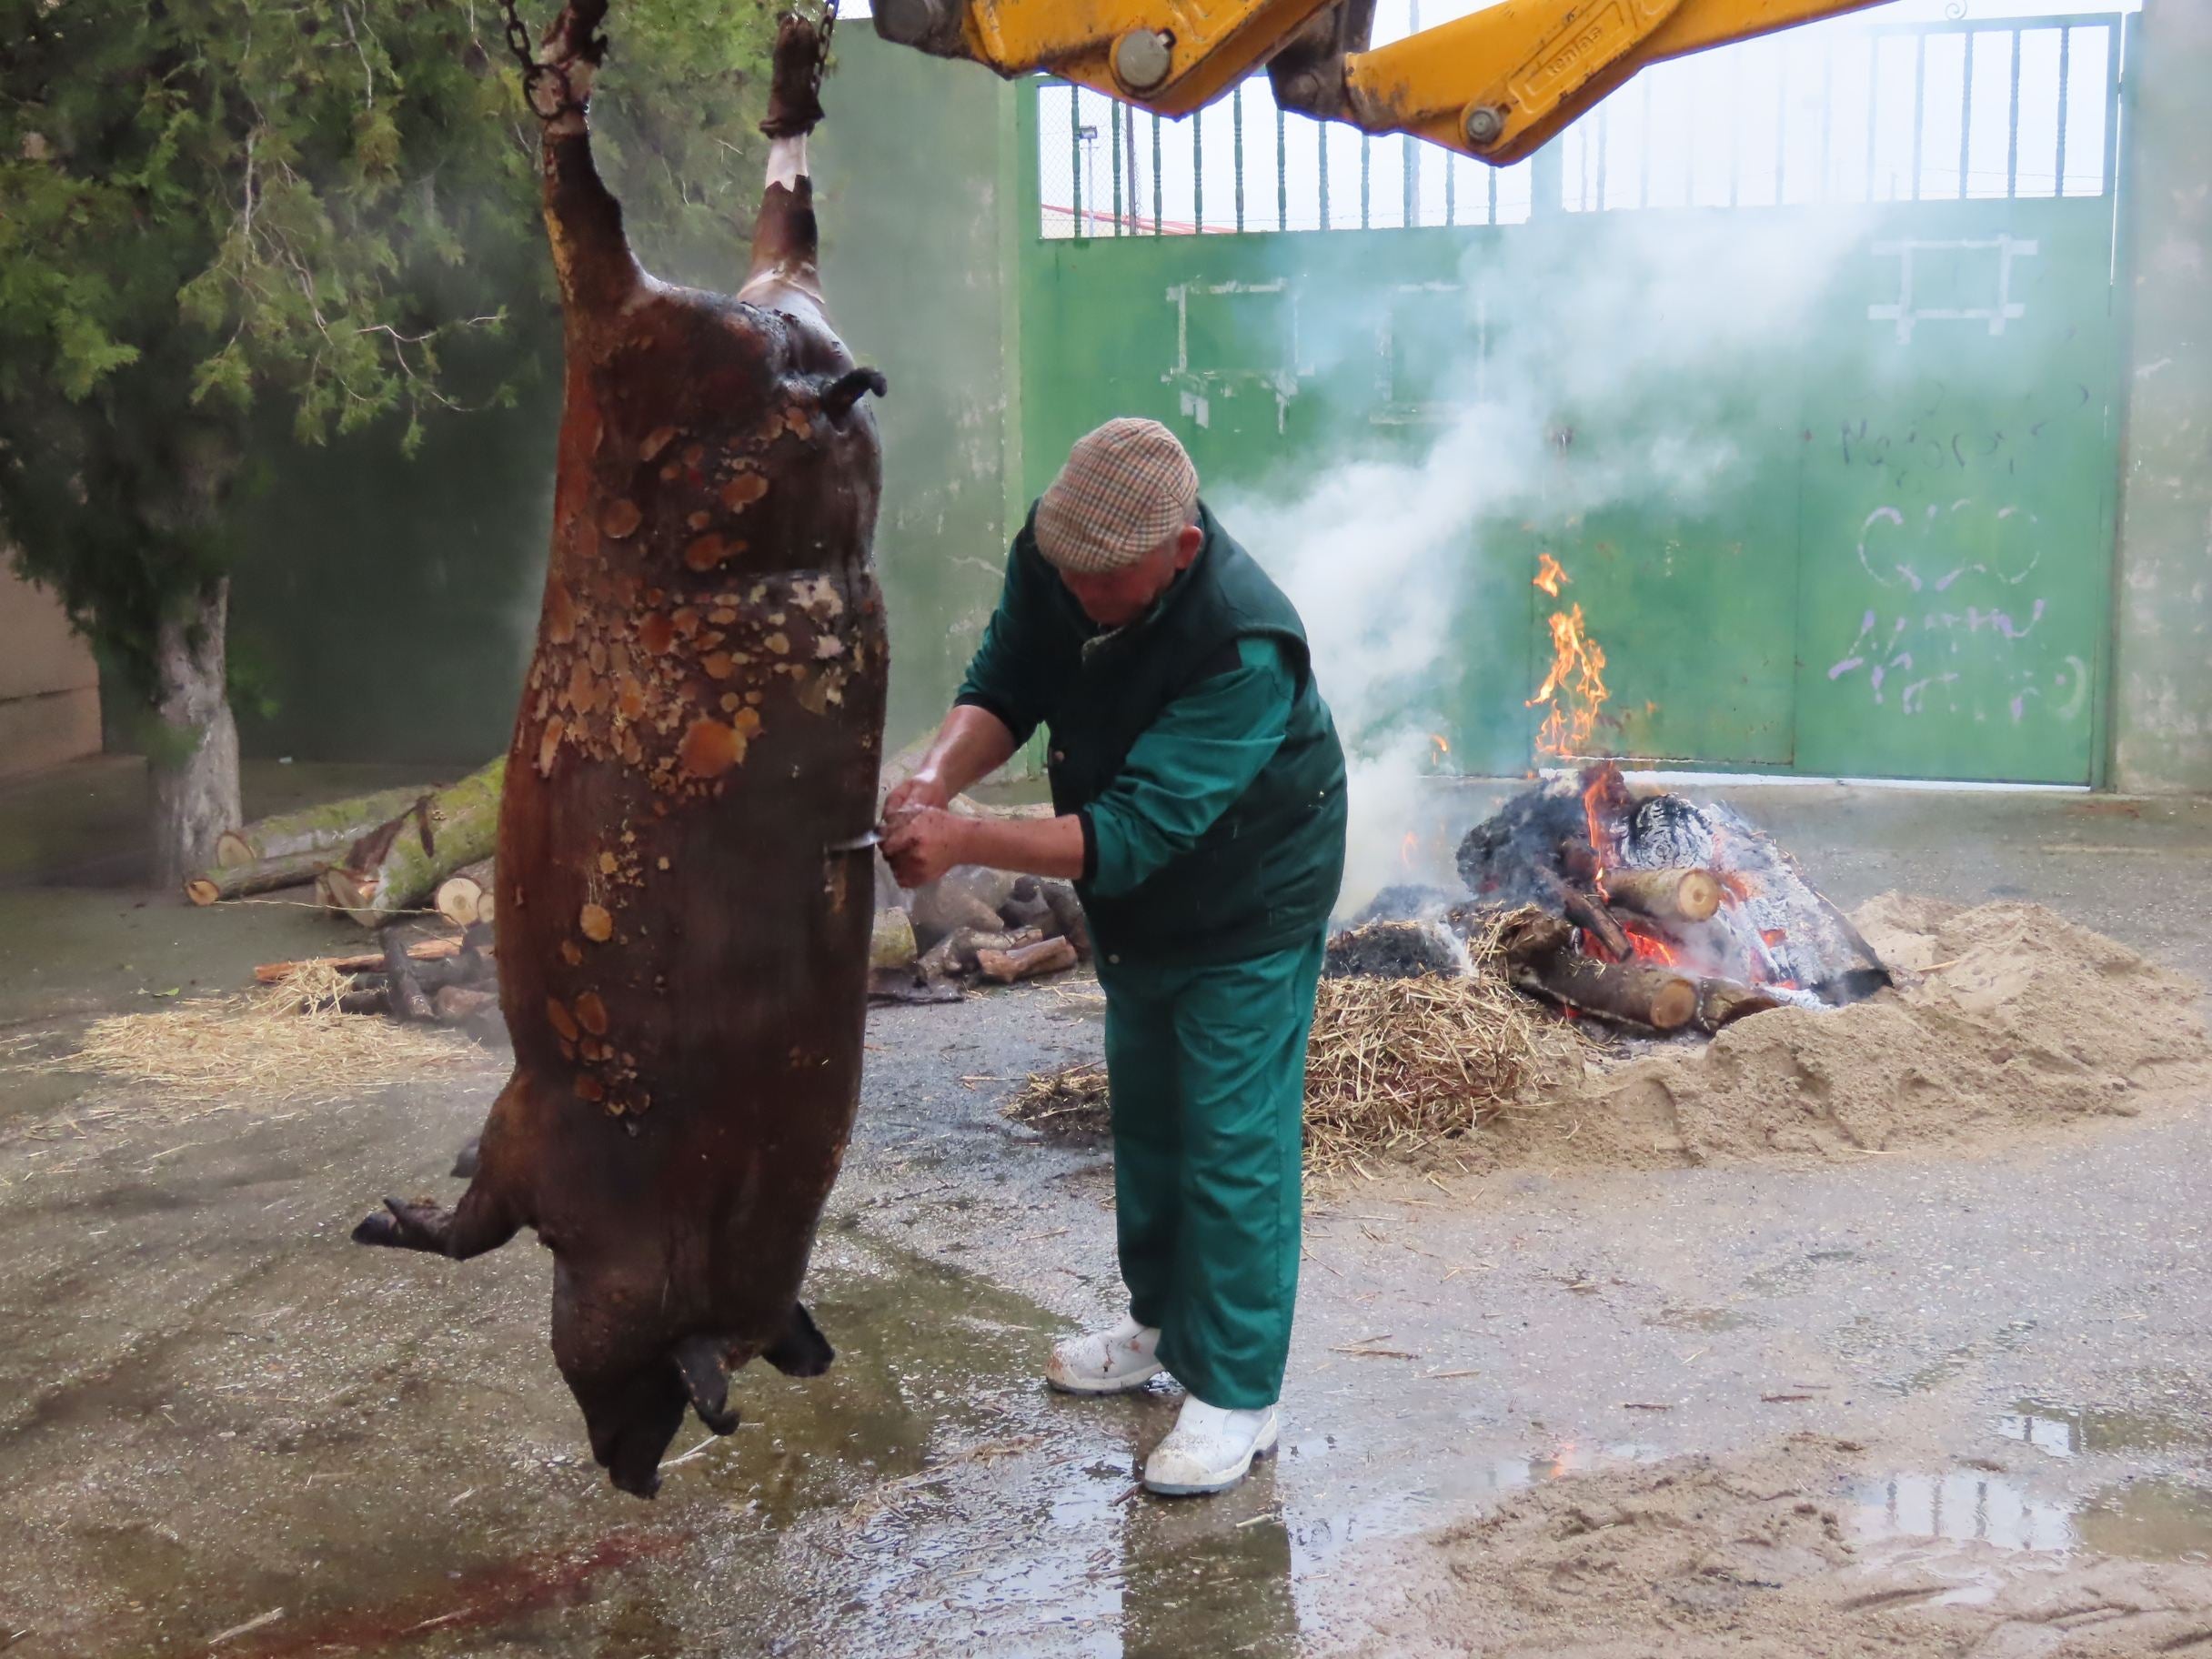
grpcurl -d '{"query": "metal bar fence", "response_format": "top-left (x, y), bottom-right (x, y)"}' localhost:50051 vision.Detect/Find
top-left (1032, 12), bottom-right (2127, 238)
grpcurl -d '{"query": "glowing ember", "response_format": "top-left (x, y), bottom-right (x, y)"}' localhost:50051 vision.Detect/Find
top-left (1527, 558), bottom-right (1610, 759)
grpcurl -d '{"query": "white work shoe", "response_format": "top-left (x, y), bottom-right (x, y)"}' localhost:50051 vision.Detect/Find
top-left (1142, 1396), bottom-right (1282, 1496)
top-left (1044, 1314), bottom-right (1163, 1395)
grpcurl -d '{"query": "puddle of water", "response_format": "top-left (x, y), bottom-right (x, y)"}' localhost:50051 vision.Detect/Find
top-left (1854, 1468), bottom-right (2212, 1564)
top-left (1854, 1468), bottom-right (2079, 1553)
top-left (1996, 1399), bottom-right (2212, 1459)
top-left (2078, 1479), bottom-right (2212, 1563)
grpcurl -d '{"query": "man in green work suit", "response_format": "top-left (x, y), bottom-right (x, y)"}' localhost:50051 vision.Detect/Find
top-left (881, 417), bottom-right (1348, 1497)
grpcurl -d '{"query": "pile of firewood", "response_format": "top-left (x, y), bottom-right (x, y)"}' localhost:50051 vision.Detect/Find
top-left (184, 760), bottom-right (503, 929)
top-left (251, 927), bottom-right (502, 1038)
top-left (870, 864), bottom-right (1091, 1002)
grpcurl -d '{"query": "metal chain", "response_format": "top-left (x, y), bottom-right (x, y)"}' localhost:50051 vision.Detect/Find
top-left (492, 0), bottom-right (574, 120)
top-left (803, 0), bottom-right (841, 107)
top-left (495, 0), bottom-right (536, 75)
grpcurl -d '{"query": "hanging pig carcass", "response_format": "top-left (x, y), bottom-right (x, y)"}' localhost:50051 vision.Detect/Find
top-left (352, 2), bottom-right (888, 1497)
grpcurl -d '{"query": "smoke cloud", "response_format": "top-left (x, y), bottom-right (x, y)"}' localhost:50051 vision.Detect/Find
top-left (1222, 206), bottom-right (1873, 914)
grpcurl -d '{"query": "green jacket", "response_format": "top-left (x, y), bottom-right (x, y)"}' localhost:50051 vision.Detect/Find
top-left (955, 501), bottom-right (1348, 966)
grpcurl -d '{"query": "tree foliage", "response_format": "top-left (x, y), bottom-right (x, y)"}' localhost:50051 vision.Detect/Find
top-left (0, 0), bottom-right (779, 713)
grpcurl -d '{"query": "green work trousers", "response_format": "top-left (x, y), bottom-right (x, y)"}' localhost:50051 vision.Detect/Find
top-left (1095, 930), bottom-right (1325, 1412)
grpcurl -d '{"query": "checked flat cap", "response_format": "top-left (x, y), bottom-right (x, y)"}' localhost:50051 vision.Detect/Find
top-left (1034, 418), bottom-right (1201, 575)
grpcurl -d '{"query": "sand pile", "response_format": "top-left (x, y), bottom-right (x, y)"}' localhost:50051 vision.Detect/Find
top-left (1328, 1435), bottom-right (2212, 1657)
top-left (1551, 896), bottom-right (2212, 1167)
top-left (1010, 897), bottom-right (2211, 1175)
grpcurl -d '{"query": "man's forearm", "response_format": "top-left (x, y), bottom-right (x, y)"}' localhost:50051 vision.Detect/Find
top-left (957, 813), bottom-right (1087, 882)
top-left (910, 705), bottom-right (1020, 802)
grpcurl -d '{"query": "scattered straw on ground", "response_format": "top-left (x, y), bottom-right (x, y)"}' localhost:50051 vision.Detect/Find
top-left (33, 964), bottom-right (483, 1125)
top-left (1008, 964), bottom-right (1588, 1175)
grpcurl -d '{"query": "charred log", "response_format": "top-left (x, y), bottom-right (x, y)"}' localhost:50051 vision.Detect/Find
top-left (349, 6), bottom-right (888, 1498)
top-left (1508, 946), bottom-right (1697, 1031)
top-left (1693, 978), bottom-right (1783, 1032)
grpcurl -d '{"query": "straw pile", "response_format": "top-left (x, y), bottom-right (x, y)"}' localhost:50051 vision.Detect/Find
top-left (1007, 953), bottom-right (1586, 1175)
top-left (45, 964), bottom-right (483, 1121)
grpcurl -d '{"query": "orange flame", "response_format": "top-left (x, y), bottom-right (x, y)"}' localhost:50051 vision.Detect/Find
top-left (1533, 552), bottom-right (1568, 598)
top-left (1428, 732), bottom-right (1450, 767)
top-left (1527, 598), bottom-right (1610, 759)
top-left (1400, 830), bottom-right (1419, 870)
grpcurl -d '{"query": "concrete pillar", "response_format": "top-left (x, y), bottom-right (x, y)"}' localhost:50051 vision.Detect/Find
top-left (0, 564), bottom-right (101, 779)
top-left (2112, 0), bottom-right (2212, 793)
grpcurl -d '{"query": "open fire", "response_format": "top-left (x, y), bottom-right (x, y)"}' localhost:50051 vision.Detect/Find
top-left (1526, 554), bottom-right (1609, 759)
top-left (1345, 761), bottom-right (1888, 1037)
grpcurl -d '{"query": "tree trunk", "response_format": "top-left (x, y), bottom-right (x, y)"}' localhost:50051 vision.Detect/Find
top-left (216, 783), bottom-right (442, 868)
top-left (320, 759), bottom-right (505, 928)
top-left (150, 578), bottom-right (240, 892)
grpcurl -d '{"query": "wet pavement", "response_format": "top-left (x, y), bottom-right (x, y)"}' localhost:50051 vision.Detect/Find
top-left (1, 760), bottom-right (2208, 1654)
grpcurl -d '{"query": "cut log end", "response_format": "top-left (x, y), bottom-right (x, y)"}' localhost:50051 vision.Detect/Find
top-left (1606, 867), bottom-right (1724, 925)
top-left (437, 876), bottom-right (487, 929)
top-left (215, 830), bottom-right (256, 870)
top-left (185, 878), bottom-right (220, 907)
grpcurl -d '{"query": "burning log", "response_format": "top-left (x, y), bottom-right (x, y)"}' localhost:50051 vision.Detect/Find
top-left (1604, 867), bottom-right (1722, 924)
top-left (1532, 864), bottom-right (1632, 960)
top-left (184, 849), bottom-right (332, 907)
top-left (214, 783), bottom-right (441, 869)
top-left (1501, 911), bottom-right (1697, 1032)
top-left (319, 759), bottom-right (505, 928)
top-left (1459, 763), bottom-right (1888, 1014)
top-left (349, 8), bottom-right (889, 1498)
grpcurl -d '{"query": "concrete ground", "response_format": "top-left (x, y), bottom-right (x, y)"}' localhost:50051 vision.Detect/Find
top-left (1, 759), bottom-right (2208, 1655)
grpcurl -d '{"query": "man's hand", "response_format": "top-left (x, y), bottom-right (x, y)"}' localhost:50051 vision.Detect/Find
top-left (882, 808), bottom-right (970, 890)
top-left (882, 770), bottom-right (950, 825)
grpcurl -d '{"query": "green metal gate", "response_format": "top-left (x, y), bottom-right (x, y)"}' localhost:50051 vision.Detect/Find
top-left (1013, 11), bottom-right (2129, 783)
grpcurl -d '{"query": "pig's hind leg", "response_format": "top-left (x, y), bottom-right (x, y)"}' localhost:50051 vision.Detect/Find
top-left (352, 1071), bottom-right (528, 1259)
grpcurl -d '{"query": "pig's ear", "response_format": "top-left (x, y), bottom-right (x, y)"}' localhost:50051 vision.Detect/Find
top-left (762, 1302), bottom-right (835, 1377)
top-left (821, 367), bottom-right (887, 423)
top-left (671, 1335), bottom-right (741, 1434)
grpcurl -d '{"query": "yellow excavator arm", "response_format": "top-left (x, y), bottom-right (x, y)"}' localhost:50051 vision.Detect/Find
top-left (872, 0), bottom-right (1890, 165)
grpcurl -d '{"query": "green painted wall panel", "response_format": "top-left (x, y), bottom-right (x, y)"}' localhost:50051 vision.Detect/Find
top-left (1016, 126), bottom-right (2123, 783)
top-left (1791, 199), bottom-right (2118, 782)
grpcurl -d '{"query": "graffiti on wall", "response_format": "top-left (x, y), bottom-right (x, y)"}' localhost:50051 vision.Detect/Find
top-left (1820, 368), bottom-right (2103, 733)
